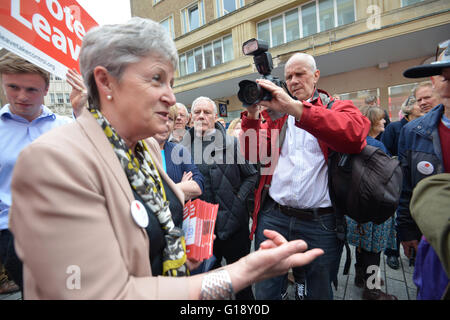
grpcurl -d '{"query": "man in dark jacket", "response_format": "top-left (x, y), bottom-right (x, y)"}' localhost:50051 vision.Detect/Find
top-left (180, 96), bottom-right (257, 300)
top-left (399, 40), bottom-right (450, 299)
top-left (398, 40), bottom-right (450, 264)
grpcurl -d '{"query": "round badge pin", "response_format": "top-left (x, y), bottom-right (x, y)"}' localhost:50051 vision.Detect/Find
top-left (417, 161), bottom-right (434, 175)
top-left (130, 200), bottom-right (149, 228)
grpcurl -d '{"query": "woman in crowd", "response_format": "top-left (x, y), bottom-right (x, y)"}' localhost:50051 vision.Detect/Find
top-left (226, 118), bottom-right (242, 138)
top-left (382, 96), bottom-right (424, 157)
top-left (9, 18), bottom-right (322, 299)
top-left (151, 104), bottom-right (204, 226)
top-left (381, 96), bottom-right (424, 269)
top-left (346, 105), bottom-right (398, 300)
top-left (216, 117), bottom-right (226, 128)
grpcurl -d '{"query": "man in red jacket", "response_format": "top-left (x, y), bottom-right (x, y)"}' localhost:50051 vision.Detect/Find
top-left (240, 52), bottom-right (370, 300)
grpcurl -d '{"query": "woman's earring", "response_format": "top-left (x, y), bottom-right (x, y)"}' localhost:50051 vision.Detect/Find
top-left (106, 95), bottom-right (112, 101)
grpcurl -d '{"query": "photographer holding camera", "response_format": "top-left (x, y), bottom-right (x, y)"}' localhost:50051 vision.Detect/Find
top-left (240, 47), bottom-right (370, 300)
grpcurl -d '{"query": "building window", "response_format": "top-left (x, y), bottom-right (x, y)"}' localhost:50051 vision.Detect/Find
top-left (302, 1), bottom-right (318, 38)
top-left (271, 15), bottom-right (284, 47)
top-left (178, 35), bottom-right (233, 76)
top-left (319, 0), bottom-right (335, 32)
top-left (401, 0), bottom-right (424, 7)
top-left (285, 8), bottom-right (300, 43)
top-left (181, 1), bottom-right (205, 34)
top-left (337, 0), bottom-right (355, 26)
top-left (216, 0), bottom-right (244, 18)
top-left (56, 93), bottom-right (64, 104)
top-left (213, 40), bottom-right (223, 66)
top-left (257, 0), bottom-right (355, 47)
top-left (160, 15), bottom-right (175, 39)
top-left (257, 20), bottom-right (270, 45)
top-left (189, 6), bottom-right (200, 29)
top-left (194, 47), bottom-right (204, 72)
top-left (187, 51), bottom-right (195, 74)
top-left (204, 43), bottom-right (213, 68)
top-left (50, 93), bottom-right (55, 104)
top-left (179, 55), bottom-right (187, 77)
top-left (223, 35), bottom-right (233, 62)
top-left (65, 93), bottom-right (70, 104)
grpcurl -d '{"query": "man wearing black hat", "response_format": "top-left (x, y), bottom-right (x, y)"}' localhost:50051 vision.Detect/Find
top-left (398, 39), bottom-right (450, 299)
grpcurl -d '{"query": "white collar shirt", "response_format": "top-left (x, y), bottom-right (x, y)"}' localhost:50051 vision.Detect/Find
top-left (269, 115), bottom-right (332, 209)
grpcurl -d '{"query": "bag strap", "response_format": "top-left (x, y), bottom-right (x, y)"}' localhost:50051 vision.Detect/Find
top-left (326, 98), bottom-right (352, 276)
top-left (278, 119), bottom-right (288, 148)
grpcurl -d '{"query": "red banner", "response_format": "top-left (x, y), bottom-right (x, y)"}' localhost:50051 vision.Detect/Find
top-left (0, 0), bottom-right (98, 78)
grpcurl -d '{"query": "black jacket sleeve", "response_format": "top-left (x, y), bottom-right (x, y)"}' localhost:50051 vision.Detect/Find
top-left (396, 127), bottom-right (422, 242)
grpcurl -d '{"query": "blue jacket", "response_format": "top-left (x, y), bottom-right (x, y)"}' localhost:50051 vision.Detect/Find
top-left (381, 117), bottom-right (408, 157)
top-left (162, 141), bottom-right (204, 194)
top-left (397, 104), bottom-right (445, 242)
top-left (367, 136), bottom-right (389, 156)
top-left (414, 237), bottom-right (449, 300)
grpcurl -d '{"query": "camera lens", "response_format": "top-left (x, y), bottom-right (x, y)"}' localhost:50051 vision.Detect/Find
top-left (238, 80), bottom-right (264, 107)
top-left (243, 83), bottom-right (261, 102)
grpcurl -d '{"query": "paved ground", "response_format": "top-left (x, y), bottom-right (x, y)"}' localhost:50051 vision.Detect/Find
top-left (0, 285), bottom-right (21, 300)
top-left (334, 247), bottom-right (416, 300)
top-left (284, 246), bottom-right (417, 300)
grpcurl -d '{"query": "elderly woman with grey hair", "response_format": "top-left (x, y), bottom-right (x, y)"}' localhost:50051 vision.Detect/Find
top-left (401, 96), bottom-right (424, 122)
top-left (8, 18), bottom-right (322, 300)
top-left (382, 96), bottom-right (424, 157)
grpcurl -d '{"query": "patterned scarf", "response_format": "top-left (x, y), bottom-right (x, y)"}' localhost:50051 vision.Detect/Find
top-left (89, 108), bottom-right (189, 276)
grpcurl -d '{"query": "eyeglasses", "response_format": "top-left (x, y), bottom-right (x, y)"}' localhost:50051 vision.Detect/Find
top-left (404, 95), bottom-right (416, 107)
top-left (435, 39), bottom-right (450, 62)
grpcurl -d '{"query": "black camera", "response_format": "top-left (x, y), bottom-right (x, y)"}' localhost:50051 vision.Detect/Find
top-left (237, 38), bottom-right (284, 107)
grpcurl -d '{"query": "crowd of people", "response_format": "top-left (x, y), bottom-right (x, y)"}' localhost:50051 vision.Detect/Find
top-left (0, 17), bottom-right (448, 300)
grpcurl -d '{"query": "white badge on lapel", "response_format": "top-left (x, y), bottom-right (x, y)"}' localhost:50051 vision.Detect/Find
top-left (131, 200), bottom-right (149, 228)
top-left (417, 161), bottom-right (434, 175)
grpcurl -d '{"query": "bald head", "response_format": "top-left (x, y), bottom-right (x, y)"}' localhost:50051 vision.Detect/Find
top-left (284, 53), bottom-right (320, 101)
top-left (285, 53), bottom-right (317, 73)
